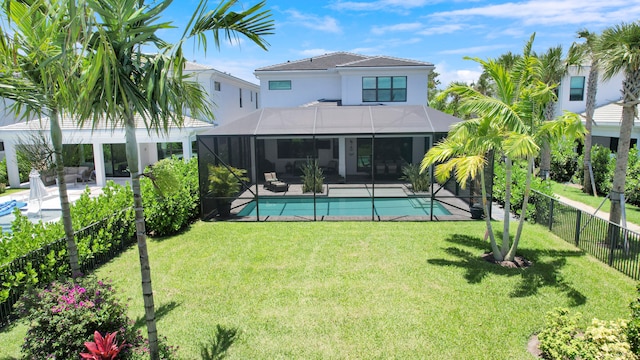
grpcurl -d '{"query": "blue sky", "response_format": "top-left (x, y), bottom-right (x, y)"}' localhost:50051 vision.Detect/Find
top-left (166, 0), bottom-right (640, 87)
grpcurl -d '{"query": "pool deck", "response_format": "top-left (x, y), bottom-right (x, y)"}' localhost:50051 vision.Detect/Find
top-left (230, 183), bottom-right (500, 222)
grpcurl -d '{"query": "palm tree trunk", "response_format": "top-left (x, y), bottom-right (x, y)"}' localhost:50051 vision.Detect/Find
top-left (539, 101), bottom-right (555, 179)
top-left (499, 156), bottom-right (513, 260)
top-left (506, 156), bottom-right (534, 261)
top-left (480, 168), bottom-right (500, 256)
top-left (125, 117), bottom-right (159, 360)
top-left (583, 64), bottom-right (599, 195)
top-left (51, 109), bottom-right (81, 278)
top-left (609, 71), bottom-right (639, 226)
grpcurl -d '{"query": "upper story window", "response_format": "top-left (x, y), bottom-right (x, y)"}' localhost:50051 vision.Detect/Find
top-left (362, 76), bottom-right (407, 102)
top-left (214, 81), bottom-right (221, 91)
top-left (569, 76), bottom-right (585, 101)
top-left (269, 80), bottom-right (291, 90)
top-left (239, 88), bottom-right (243, 108)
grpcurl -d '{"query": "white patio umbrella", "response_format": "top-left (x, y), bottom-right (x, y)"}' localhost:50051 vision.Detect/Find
top-left (28, 169), bottom-right (48, 217)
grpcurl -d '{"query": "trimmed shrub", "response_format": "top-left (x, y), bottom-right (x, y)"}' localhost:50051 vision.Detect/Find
top-left (538, 308), bottom-right (583, 360)
top-left (550, 140), bottom-right (579, 183)
top-left (492, 159), bottom-right (554, 220)
top-left (581, 319), bottom-right (635, 360)
top-left (141, 157), bottom-right (200, 236)
top-left (627, 283), bottom-right (640, 353)
top-left (625, 146), bottom-right (640, 207)
top-left (539, 308), bottom-right (637, 360)
top-left (575, 145), bottom-right (614, 196)
top-left (0, 158), bottom-right (7, 185)
top-left (0, 181), bottom-right (134, 321)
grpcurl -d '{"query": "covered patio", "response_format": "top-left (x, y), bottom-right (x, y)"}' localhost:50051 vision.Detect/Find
top-left (197, 104), bottom-right (492, 221)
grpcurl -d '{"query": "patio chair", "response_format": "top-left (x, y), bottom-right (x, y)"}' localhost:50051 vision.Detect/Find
top-left (264, 172), bottom-right (289, 192)
top-left (264, 172), bottom-right (277, 188)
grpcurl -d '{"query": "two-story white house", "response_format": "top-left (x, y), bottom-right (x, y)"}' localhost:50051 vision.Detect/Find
top-left (556, 66), bottom-right (639, 152)
top-left (0, 62), bottom-right (258, 188)
top-left (198, 52), bottom-right (461, 184)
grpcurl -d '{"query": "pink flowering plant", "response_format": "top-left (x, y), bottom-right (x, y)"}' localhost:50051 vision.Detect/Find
top-left (15, 276), bottom-right (138, 360)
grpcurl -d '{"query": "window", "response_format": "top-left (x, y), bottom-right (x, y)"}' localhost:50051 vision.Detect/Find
top-left (214, 81), bottom-right (221, 91)
top-left (569, 76), bottom-right (585, 101)
top-left (239, 88), bottom-right (243, 108)
top-left (269, 80), bottom-right (291, 90)
top-left (255, 93), bottom-right (259, 109)
top-left (0, 142), bottom-right (4, 151)
top-left (362, 76), bottom-right (407, 102)
top-left (277, 139), bottom-right (317, 158)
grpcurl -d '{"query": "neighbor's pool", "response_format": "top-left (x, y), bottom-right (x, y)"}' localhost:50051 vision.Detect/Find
top-left (237, 197), bottom-right (451, 217)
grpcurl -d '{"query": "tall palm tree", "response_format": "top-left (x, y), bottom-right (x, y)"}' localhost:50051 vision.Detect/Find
top-left (423, 34), bottom-right (584, 262)
top-left (78, 1), bottom-right (273, 358)
top-left (0, 0), bottom-right (84, 277)
top-left (568, 29), bottom-right (601, 195)
top-left (536, 45), bottom-right (568, 179)
top-left (597, 22), bottom-right (640, 227)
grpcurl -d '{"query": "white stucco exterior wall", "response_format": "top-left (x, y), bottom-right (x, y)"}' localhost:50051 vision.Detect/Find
top-left (256, 72), bottom-right (342, 107)
top-left (556, 66), bottom-right (625, 115)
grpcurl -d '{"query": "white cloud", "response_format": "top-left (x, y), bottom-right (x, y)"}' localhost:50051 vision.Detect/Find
top-left (285, 9), bottom-right (342, 34)
top-left (430, 0), bottom-right (640, 27)
top-left (438, 44), bottom-right (509, 55)
top-left (418, 24), bottom-right (464, 35)
top-left (371, 22), bottom-right (423, 35)
top-left (331, 0), bottom-right (436, 12)
top-left (434, 61), bottom-right (482, 87)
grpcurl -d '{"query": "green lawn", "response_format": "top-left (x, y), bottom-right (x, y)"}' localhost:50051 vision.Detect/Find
top-left (0, 188), bottom-right (28, 197)
top-left (0, 221), bottom-right (637, 359)
top-left (551, 181), bottom-right (640, 226)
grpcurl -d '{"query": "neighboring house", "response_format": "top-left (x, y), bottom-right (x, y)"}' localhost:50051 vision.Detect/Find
top-left (182, 62), bottom-right (260, 125)
top-left (0, 62), bottom-right (257, 188)
top-left (556, 66), bottom-right (639, 151)
top-left (198, 52), bottom-right (462, 184)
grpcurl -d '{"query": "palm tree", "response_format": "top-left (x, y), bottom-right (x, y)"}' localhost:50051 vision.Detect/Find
top-left (536, 45), bottom-right (568, 179)
top-left (597, 22), bottom-right (640, 227)
top-left (78, 0), bottom-right (273, 358)
top-left (568, 29), bottom-right (601, 195)
top-left (0, 0), bottom-right (84, 277)
top-left (423, 34), bottom-right (584, 262)
top-left (422, 116), bottom-right (502, 256)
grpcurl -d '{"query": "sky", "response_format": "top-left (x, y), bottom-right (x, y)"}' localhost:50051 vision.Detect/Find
top-left (165, 0), bottom-right (640, 87)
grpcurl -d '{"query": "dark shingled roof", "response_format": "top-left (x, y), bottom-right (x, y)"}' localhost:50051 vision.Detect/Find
top-left (255, 52), bottom-right (433, 72)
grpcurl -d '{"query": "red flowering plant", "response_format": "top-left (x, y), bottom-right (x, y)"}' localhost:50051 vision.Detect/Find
top-left (81, 331), bottom-right (126, 360)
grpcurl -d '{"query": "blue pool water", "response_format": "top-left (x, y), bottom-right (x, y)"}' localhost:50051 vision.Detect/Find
top-left (237, 197), bottom-right (451, 217)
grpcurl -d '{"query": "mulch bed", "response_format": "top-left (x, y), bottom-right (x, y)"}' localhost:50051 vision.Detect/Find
top-left (481, 252), bottom-right (533, 269)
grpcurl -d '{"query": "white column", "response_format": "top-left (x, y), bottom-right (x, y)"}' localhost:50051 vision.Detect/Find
top-left (182, 137), bottom-right (193, 160)
top-left (338, 137), bottom-right (346, 178)
top-left (92, 143), bottom-right (106, 187)
top-left (4, 139), bottom-right (21, 188)
top-left (250, 137), bottom-right (256, 183)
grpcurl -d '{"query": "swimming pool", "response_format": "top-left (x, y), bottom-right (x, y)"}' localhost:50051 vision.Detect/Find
top-left (236, 197), bottom-right (451, 217)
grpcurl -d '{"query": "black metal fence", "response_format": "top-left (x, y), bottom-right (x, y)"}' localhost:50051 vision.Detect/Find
top-left (531, 191), bottom-right (640, 280)
top-left (0, 210), bottom-right (135, 328)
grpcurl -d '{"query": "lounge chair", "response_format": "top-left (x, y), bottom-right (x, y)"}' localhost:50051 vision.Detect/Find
top-left (264, 172), bottom-right (289, 192)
